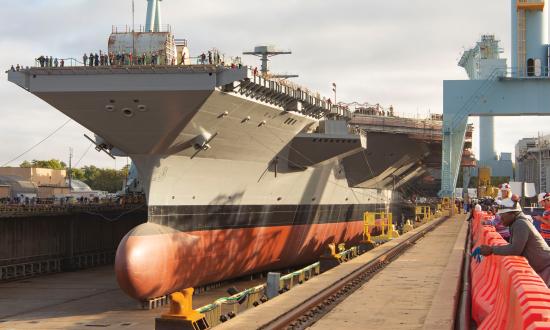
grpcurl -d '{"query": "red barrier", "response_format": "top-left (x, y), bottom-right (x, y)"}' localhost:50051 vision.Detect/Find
top-left (470, 210), bottom-right (550, 329)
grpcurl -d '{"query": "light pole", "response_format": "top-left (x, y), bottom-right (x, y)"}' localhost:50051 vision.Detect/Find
top-left (68, 147), bottom-right (73, 193)
top-left (132, 0), bottom-right (135, 66)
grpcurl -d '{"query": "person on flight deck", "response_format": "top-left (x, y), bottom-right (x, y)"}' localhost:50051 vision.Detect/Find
top-left (534, 192), bottom-right (550, 246)
top-left (37, 55), bottom-right (45, 67)
top-left (478, 198), bottom-right (550, 287)
top-left (83, 53), bottom-right (88, 66)
top-left (89, 52), bottom-right (94, 67)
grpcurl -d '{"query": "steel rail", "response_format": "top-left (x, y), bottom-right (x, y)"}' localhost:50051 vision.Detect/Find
top-left (456, 220), bottom-right (472, 330)
top-left (259, 215), bottom-right (452, 330)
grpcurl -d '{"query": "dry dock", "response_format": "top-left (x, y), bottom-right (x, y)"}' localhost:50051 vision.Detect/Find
top-left (0, 215), bottom-right (467, 330)
top-left (0, 267), bottom-right (263, 330)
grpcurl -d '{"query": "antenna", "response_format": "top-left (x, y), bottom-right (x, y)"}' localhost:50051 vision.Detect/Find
top-left (68, 147), bottom-right (73, 192)
top-left (243, 45), bottom-right (298, 78)
top-left (132, 0), bottom-right (135, 31)
top-left (132, 0), bottom-right (135, 61)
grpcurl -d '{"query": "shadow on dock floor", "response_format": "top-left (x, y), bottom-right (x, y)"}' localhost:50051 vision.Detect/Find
top-left (0, 266), bottom-right (263, 330)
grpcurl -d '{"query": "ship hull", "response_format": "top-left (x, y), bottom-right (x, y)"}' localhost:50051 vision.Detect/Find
top-left (116, 154), bottom-right (389, 301)
top-left (116, 215), bottom-right (365, 300)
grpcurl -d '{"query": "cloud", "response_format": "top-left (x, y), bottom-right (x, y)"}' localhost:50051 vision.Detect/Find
top-left (1, 0), bottom-right (549, 169)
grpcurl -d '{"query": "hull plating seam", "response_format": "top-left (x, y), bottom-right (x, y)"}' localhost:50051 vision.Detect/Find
top-left (148, 203), bottom-right (385, 232)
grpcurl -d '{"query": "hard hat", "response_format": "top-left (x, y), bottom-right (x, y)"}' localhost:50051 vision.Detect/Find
top-left (499, 183), bottom-right (512, 191)
top-left (539, 192), bottom-right (550, 203)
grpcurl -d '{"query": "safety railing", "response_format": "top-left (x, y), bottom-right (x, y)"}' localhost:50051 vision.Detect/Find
top-left (470, 210), bottom-right (550, 329)
top-left (0, 202), bottom-right (145, 218)
top-left (189, 243), bottom-right (361, 328)
top-left (111, 24), bottom-right (172, 33)
top-left (20, 49), bottom-right (228, 70)
top-left (193, 260), bottom-right (323, 328)
top-left (363, 211), bottom-right (399, 243)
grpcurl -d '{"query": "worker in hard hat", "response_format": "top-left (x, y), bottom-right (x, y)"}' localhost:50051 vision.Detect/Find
top-left (498, 183), bottom-right (512, 200)
top-left (534, 192), bottom-right (550, 247)
top-left (478, 198), bottom-right (550, 287)
top-left (483, 202), bottom-right (511, 242)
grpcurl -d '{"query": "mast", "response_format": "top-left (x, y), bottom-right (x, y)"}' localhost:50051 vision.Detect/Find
top-left (243, 45), bottom-right (298, 78)
top-left (145, 0), bottom-right (163, 32)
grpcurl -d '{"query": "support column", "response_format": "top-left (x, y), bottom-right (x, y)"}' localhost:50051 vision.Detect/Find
top-left (463, 167), bottom-right (471, 191)
top-left (154, 0), bottom-right (162, 32)
top-left (440, 118), bottom-right (468, 197)
top-left (479, 116), bottom-right (496, 164)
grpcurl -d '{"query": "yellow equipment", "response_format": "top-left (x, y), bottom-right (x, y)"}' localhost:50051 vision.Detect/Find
top-left (157, 288), bottom-right (209, 330)
top-left (415, 205), bottom-right (433, 223)
top-left (478, 166), bottom-right (499, 198)
top-left (363, 211), bottom-right (399, 243)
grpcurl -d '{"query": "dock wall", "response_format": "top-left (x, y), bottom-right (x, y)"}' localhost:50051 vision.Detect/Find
top-left (0, 207), bottom-right (147, 280)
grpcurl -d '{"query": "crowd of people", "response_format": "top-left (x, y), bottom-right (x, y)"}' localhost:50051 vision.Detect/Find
top-left (36, 55), bottom-right (64, 68)
top-left (0, 193), bottom-right (145, 208)
top-left (354, 105), bottom-right (396, 117)
top-left (82, 50), bottom-right (168, 66)
top-left (1, 194), bottom-right (108, 206)
top-left (467, 183), bottom-right (550, 287)
top-left (32, 47), bottom-right (240, 68)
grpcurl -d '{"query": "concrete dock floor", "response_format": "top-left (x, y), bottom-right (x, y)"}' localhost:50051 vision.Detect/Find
top-left (310, 216), bottom-right (468, 330)
top-left (0, 266), bottom-right (263, 329)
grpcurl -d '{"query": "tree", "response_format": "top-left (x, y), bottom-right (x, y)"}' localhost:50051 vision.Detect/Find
top-left (80, 165), bottom-right (126, 193)
top-left (19, 159), bottom-right (127, 193)
top-left (19, 159), bottom-right (67, 169)
top-left (70, 168), bottom-right (85, 180)
top-left (20, 160), bottom-right (32, 168)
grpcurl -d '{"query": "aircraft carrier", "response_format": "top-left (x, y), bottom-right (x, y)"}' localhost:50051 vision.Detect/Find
top-left (5, 0), bottom-right (472, 303)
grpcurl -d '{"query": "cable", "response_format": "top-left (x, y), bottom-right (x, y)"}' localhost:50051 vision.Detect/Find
top-left (74, 142), bottom-right (93, 167)
top-left (1, 119), bottom-right (72, 167)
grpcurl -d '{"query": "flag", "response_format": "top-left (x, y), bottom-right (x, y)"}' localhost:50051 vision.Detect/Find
top-left (332, 82), bottom-right (336, 92)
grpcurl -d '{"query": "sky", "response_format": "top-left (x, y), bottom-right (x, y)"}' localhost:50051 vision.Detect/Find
top-left (1, 0), bottom-right (550, 169)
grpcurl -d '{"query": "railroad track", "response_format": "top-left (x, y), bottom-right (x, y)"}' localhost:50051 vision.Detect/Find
top-left (258, 215), bottom-right (451, 330)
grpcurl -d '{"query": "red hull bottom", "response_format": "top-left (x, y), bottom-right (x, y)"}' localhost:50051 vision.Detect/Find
top-left (115, 221), bottom-right (364, 300)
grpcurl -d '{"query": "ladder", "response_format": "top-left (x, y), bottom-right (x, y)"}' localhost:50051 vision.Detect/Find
top-left (517, 7), bottom-right (527, 77)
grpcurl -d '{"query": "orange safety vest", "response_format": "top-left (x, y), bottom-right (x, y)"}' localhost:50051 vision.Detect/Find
top-left (541, 207), bottom-right (550, 240)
